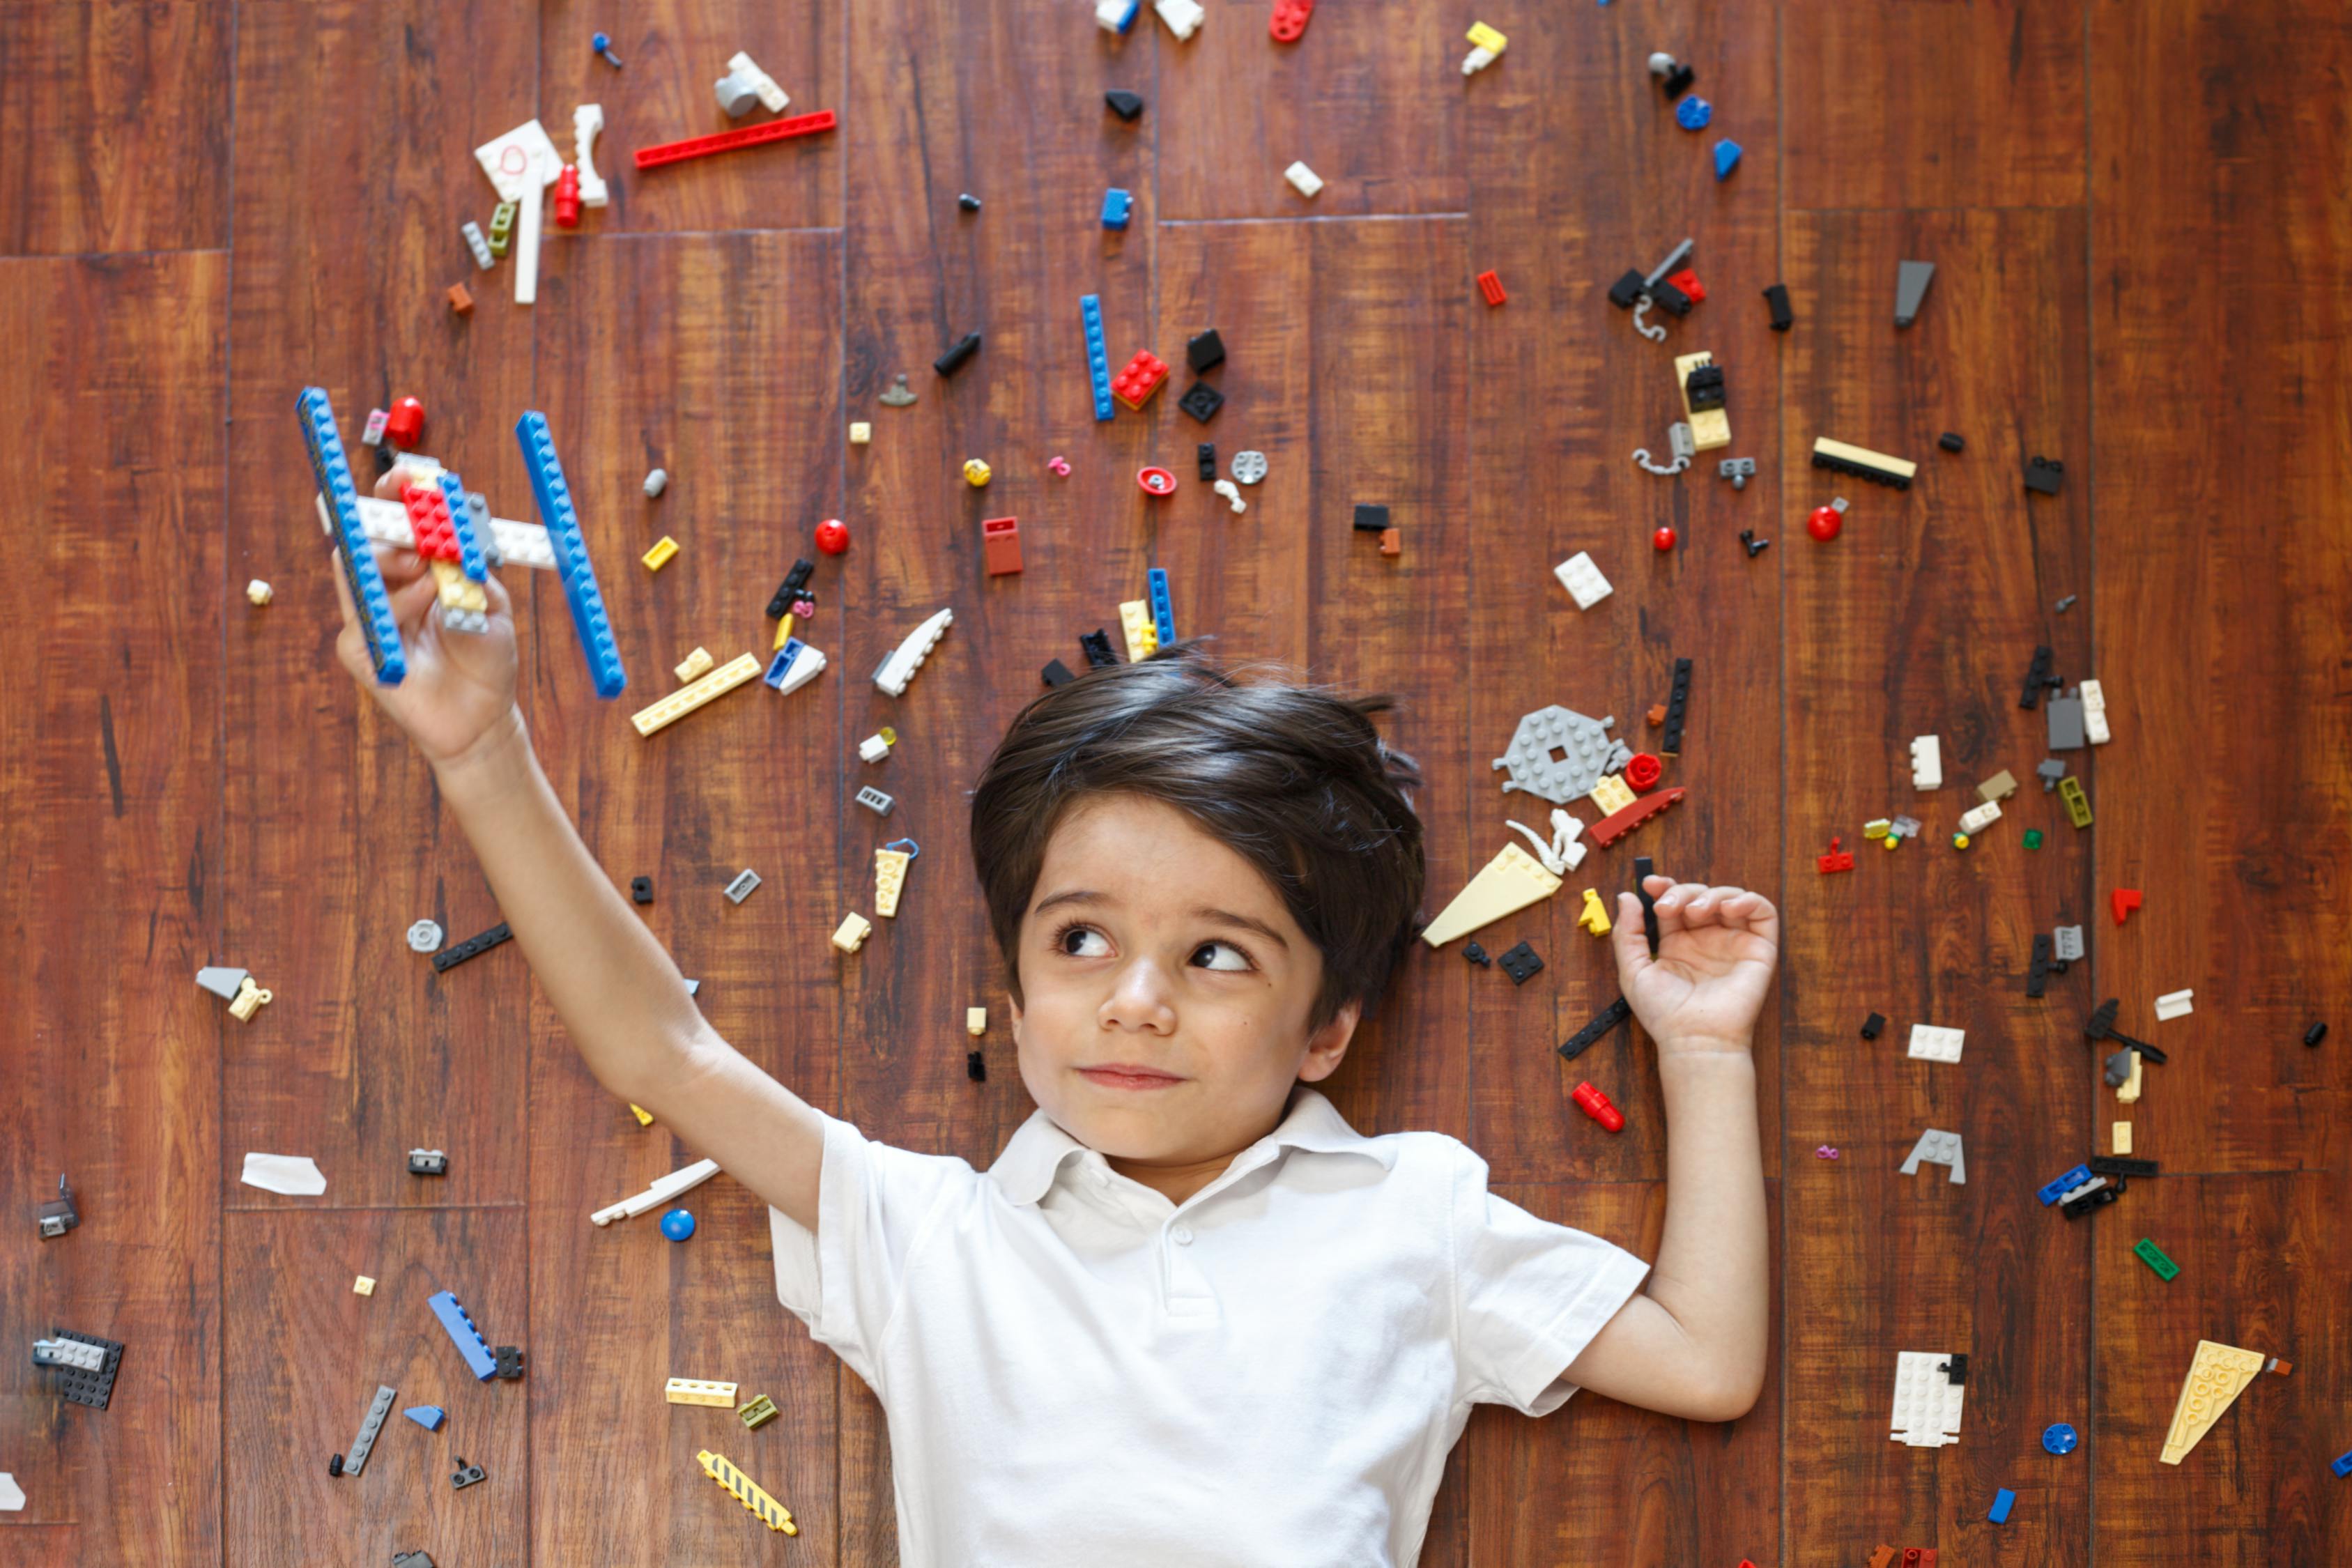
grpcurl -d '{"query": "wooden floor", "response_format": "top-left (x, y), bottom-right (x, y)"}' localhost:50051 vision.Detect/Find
top-left (3, 2), bottom-right (2346, 1564)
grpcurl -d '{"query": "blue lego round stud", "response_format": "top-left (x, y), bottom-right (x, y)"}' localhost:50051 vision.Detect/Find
top-left (1675, 96), bottom-right (1712, 131)
top-left (2043, 1422), bottom-right (2079, 1455)
top-left (659, 1207), bottom-right (696, 1241)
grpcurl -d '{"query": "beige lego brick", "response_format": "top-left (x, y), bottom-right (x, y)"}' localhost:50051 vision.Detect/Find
top-left (1675, 352), bottom-right (1730, 452)
top-left (966, 1006), bottom-right (987, 1037)
top-left (2116, 1050), bottom-right (2144, 1103)
top-left (429, 558), bottom-right (489, 617)
top-left (1119, 600), bottom-right (1158, 661)
top-left (1588, 774), bottom-right (1637, 815)
top-left (666, 1378), bottom-right (739, 1408)
top-left (2112, 1120), bottom-right (2132, 1155)
top-left (831, 912), bottom-right (873, 953)
top-left (353, 1275), bottom-right (376, 1296)
top-left (631, 652), bottom-right (761, 737)
top-left (1420, 843), bottom-right (1562, 948)
top-left (2160, 1340), bottom-right (2268, 1465)
top-left (674, 645), bottom-right (714, 683)
top-left (227, 976), bottom-right (273, 1021)
top-left (1976, 768), bottom-right (2019, 803)
top-left (873, 848), bottom-right (912, 918)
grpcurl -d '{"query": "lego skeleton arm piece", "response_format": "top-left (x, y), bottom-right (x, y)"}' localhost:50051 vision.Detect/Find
top-left (1502, 808), bottom-right (1588, 875)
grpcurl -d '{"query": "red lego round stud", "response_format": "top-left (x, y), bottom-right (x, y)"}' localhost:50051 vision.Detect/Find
top-left (814, 518), bottom-right (850, 555)
top-left (1137, 466), bottom-right (1177, 496)
top-left (1652, 525), bottom-right (1677, 553)
top-left (1807, 499), bottom-right (1847, 541)
top-left (1625, 753), bottom-right (1663, 792)
top-left (383, 396), bottom-right (426, 449)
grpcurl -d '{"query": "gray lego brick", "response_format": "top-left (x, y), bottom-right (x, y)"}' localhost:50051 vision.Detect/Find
top-left (344, 1384), bottom-right (397, 1476)
top-left (2047, 695), bottom-right (2085, 751)
top-left (1492, 706), bottom-right (1629, 804)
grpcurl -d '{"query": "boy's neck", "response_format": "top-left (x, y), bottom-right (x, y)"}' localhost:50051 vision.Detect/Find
top-left (1100, 1089), bottom-right (1298, 1208)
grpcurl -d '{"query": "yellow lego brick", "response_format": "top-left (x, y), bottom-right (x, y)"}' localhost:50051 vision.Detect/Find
top-left (353, 1275), bottom-right (376, 1296)
top-left (736, 1394), bottom-right (779, 1430)
top-left (1577, 888), bottom-right (1612, 937)
top-left (666, 1378), bottom-right (739, 1408)
top-left (873, 848), bottom-right (912, 918)
top-left (966, 1006), bottom-right (987, 1037)
top-left (2160, 1340), bottom-right (2270, 1465)
top-left (773, 613), bottom-right (795, 652)
top-left (1466, 21), bottom-right (1507, 52)
top-left (631, 652), bottom-right (761, 737)
top-left (629, 1103), bottom-right (654, 1127)
top-left (1863, 818), bottom-right (1893, 840)
top-left (2116, 1050), bottom-right (2144, 1103)
top-left (429, 558), bottom-right (490, 617)
top-left (674, 645), bottom-right (714, 683)
top-left (831, 912), bottom-right (873, 953)
top-left (1675, 352), bottom-right (1730, 452)
top-left (1588, 774), bottom-right (1636, 815)
top-left (1421, 843), bottom-right (1562, 948)
top-left (697, 1450), bottom-right (797, 1535)
top-left (2112, 1121), bottom-right (2132, 1155)
top-left (1119, 600), bottom-right (1158, 662)
top-left (642, 536), bottom-right (679, 571)
top-left (227, 976), bottom-right (273, 1022)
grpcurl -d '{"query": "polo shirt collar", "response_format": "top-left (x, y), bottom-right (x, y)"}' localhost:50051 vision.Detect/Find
top-left (987, 1085), bottom-right (1396, 1207)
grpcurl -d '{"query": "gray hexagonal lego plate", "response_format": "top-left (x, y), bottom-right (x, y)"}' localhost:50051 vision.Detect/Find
top-left (1491, 706), bottom-right (1629, 804)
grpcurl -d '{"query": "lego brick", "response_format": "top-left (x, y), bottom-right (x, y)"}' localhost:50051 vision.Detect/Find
top-left (1889, 1351), bottom-right (1966, 1446)
top-left (447, 282), bottom-right (474, 316)
top-left (2054, 925), bottom-right (2084, 962)
top-left (2306, 1021), bottom-right (2328, 1047)
top-left (1080, 629), bottom-right (1119, 668)
top-left (981, 516), bottom-right (1022, 576)
top-left (1284, 160), bottom-right (1323, 197)
top-left (666, 1378), bottom-right (739, 1408)
top-left (631, 652), bottom-right (761, 737)
top-left (1105, 89), bottom-right (1145, 121)
top-left (1177, 381), bottom-right (1224, 423)
top-left (1496, 941), bottom-right (1544, 985)
top-left (433, 922), bottom-right (512, 973)
top-left (1810, 436), bottom-right (1916, 489)
top-left (36, 1176), bottom-right (78, 1239)
top-left (1196, 443), bottom-right (1218, 482)
top-left (33, 1331), bottom-right (123, 1409)
top-left (718, 51), bottom-right (789, 116)
top-left (874, 847), bottom-right (912, 917)
top-left (1900, 1129), bottom-right (1965, 1184)
top-left (2038, 1163), bottom-right (2093, 1206)
top-left (513, 413), bottom-right (627, 698)
top-left (1588, 787), bottom-right (1685, 848)
top-left (2052, 774), bottom-right (2091, 828)
top-left (408, 1148), bottom-right (448, 1176)
top-left (2036, 758), bottom-right (2067, 792)
top-left (497, 1343), bottom-right (527, 1377)
top-left (633, 109), bottom-right (837, 170)
top-left (1939, 431), bottom-right (1965, 453)
top-left (675, 647), bottom-right (714, 684)
top-left (933, 331), bottom-right (983, 376)
top-left (462, 220), bottom-right (493, 269)
top-left (724, 870), bottom-right (761, 905)
top-left (474, 117), bottom-right (561, 203)
top-left (1817, 836), bottom-right (1855, 873)
top-left (641, 535), bottom-right (679, 571)
top-left (874, 608), bottom-right (953, 696)
top-left (297, 389), bottom-right (406, 684)
top-left (2153, 988), bottom-right (2194, 1021)
top-left (2332, 1447), bottom-right (2352, 1479)
top-left (1909, 735), bottom-right (1942, 790)
top-left (854, 785), bottom-right (895, 816)
top-left (1186, 328), bottom-right (1225, 373)
top-left (2135, 1237), bottom-right (2178, 1280)
top-left (698, 1450), bottom-right (798, 1535)
top-left (1893, 260), bottom-right (1935, 327)
top-left (1588, 774), bottom-right (1636, 815)
top-left (1957, 800), bottom-right (2002, 836)
top-left (342, 1385), bottom-right (397, 1477)
top-left (1352, 504), bottom-right (1390, 534)
top-left (2024, 455), bottom-right (2066, 495)
top-left (737, 1394), bottom-right (780, 1430)
top-left (1147, 569), bottom-right (1176, 646)
top-left (2112, 888), bottom-right (2142, 925)
top-left (764, 638), bottom-right (827, 698)
top-left (2020, 645), bottom-right (2057, 708)
top-left (1761, 282), bottom-right (1794, 331)
top-left (450, 1457), bottom-right (486, 1490)
top-left (1475, 269), bottom-right (1506, 307)
top-left (1675, 353), bottom-right (1729, 451)
top-left (574, 103), bottom-right (608, 205)
top-left (2079, 677), bottom-right (2110, 742)
top-left (427, 1291), bottom-right (499, 1381)
top-left (2028, 934), bottom-right (2054, 997)
top-left (1081, 295), bottom-right (1114, 421)
top-left (967, 1006), bottom-right (989, 1037)
top-left (1110, 348), bottom-right (1169, 410)
top-left (1861, 1012), bottom-right (1886, 1040)
top-left (1463, 20), bottom-right (1507, 70)
top-left (1556, 996), bottom-right (1631, 1063)
top-left (2161, 1340), bottom-right (2270, 1465)
top-left (1988, 1488), bottom-right (2015, 1525)
top-left (1493, 705), bottom-right (1629, 804)
top-left (1270, 0), bottom-right (1313, 40)
top-left (2047, 694), bottom-right (2086, 750)
top-left (1120, 600), bottom-right (1158, 662)
top-left (1571, 1081), bottom-right (1624, 1131)
top-left (1041, 658), bottom-right (1077, 688)
top-left (1421, 843), bottom-right (1562, 947)
top-left (1661, 659), bottom-right (1692, 756)
top-left (831, 912), bottom-right (873, 953)
top-left (404, 1404), bottom-right (447, 1431)
top-left (1907, 1024), bottom-right (1965, 1063)
top-left (1100, 187), bottom-right (1132, 229)
top-left (1977, 768), bottom-right (2020, 802)
top-left (1552, 551), bottom-right (1612, 609)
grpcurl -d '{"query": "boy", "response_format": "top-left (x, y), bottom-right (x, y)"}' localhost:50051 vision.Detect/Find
top-left (330, 470), bottom-right (1776, 1567)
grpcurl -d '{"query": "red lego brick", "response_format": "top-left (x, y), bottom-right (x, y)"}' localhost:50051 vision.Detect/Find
top-left (981, 516), bottom-right (1022, 576)
top-left (1816, 834), bottom-right (1854, 874)
top-left (2111, 887), bottom-right (2142, 925)
top-left (1476, 269), bottom-right (1507, 307)
top-left (401, 482), bottom-right (461, 563)
top-left (1664, 266), bottom-right (1706, 303)
top-left (1590, 787), bottom-right (1686, 847)
top-left (1270, 0), bottom-right (1313, 43)
top-left (1571, 1082), bottom-right (1624, 1131)
top-left (1110, 349), bottom-right (1169, 410)
top-left (553, 164), bottom-right (581, 229)
top-left (633, 109), bottom-right (838, 171)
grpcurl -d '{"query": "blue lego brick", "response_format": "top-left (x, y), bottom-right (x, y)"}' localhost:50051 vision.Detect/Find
top-left (1713, 139), bottom-right (1742, 180)
top-left (513, 412), bottom-right (628, 699)
top-left (2037, 1162), bottom-right (2093, 1206)
top-left (426, 1290), bottom-right (500, 1381)
top-left (295, 387), bottom-right (406, 685)
top-left (403, 1404), bottom-right (447, 1431)
top-left (436, 471), bottom-right (489, 583)
top-left (2333, 1446), bottom-right (2352, 1479)
top-left (1988, 1486), bottom-right (2015, 1523)
top-left (1082, 294), bottom-right (1114, 422)
top-left (1100, 187), bottom-right (1132, 229)
top-left (1147, 567), bottom-right (1174, 647)
top-left (1106, 0), bottom-right (1140, 31)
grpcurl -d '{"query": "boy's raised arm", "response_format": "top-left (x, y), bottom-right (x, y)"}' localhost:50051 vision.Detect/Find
top-left (328, 469), bottom-right (824, 1233)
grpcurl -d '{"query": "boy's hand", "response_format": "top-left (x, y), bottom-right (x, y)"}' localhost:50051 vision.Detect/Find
top-left (1611, 877), bottom-right (1779, 1056)
top-left (328, 466), bottom-right (521, 773)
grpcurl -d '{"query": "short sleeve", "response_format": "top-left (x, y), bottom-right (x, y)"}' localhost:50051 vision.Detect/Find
top-left (1450, 1141), bottom-right (1650, 1416)
top-left (769, 1109), bottom-right (978, 1397)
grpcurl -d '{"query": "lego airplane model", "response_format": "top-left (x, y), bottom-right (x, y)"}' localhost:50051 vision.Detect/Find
top-left (296, 387), bottom-right (627, 698)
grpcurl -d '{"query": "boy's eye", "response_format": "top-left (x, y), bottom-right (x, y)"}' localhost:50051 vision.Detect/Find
top-left (1191, 941), bottom-right (1252, 972)
top-left (1058, 925), bottom-right (1110, 958)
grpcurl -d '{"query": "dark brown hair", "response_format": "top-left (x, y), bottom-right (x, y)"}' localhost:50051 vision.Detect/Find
top-left (968, 641), bottom-right (1425, 1031)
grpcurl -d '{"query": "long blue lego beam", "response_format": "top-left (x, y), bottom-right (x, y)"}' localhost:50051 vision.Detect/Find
top-left (512, 412), bottom-right (628, 699)
top-left (426, 1289), bottom-right (500, 1381)
top-left (295, 387), bottom-right (406, 684)
top-left (1082, 294), bottom-right (1113, 422)
top-left (1148, 567), bottom-right (1176, 647)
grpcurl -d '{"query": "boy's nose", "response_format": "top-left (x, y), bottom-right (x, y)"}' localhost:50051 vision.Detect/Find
top-left (1098, 962), bottom-right (1177, 1033)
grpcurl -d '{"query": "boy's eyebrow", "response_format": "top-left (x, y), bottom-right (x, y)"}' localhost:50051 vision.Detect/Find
top-left (1031, 889), bottom-right (1291, 952)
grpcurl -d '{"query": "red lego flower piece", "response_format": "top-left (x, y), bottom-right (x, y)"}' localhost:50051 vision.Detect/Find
top-left (1111, 349), bottom-right (1169, 410)
top-left (1624, 753), bottom-right (1663, 792)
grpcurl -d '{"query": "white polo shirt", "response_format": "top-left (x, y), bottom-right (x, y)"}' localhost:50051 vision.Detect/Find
top-left (768, 1086), bottom-right (1647, 1568)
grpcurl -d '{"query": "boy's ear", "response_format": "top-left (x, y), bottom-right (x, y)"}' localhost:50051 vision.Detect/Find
top-left (1296, 999), bottom-right (1362, 1084)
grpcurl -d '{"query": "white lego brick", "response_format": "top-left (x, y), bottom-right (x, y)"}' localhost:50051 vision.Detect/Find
top-left (859, 732), bottom-right (891, 764)
top-left (1553, 551), bottom-right (1613, 610)
top-left (475, 118), bottom-right (563, 204)
top-left (1284, 160), bottom-right (1324, 199)
top-left (1907, 1024), bottom-right (1966, 1063)
top-left (1889, 1351), bottom-right (1967, 1447)
top-left (514, 147), bottom-right (545, 305)
top-left (573, 104), bottom-right (608, 206)
top-left (1155, 0), bottom-right (1204, 38)
top-left (1900, 1128), bottom-right (1965, 1183)
top-left (2079, 677), bottom-right (2105, 712)
top-left (1909, 735), bottom-right (1942, 790)
top-left (2083, 707), bottom-right (2109, 745)
top-left (725, 52), bottom-right (790, 114)
top-left (2153, 988), bottom-right (2195, 1022)
top-left (1957, 799), bottom-right (2001, 835)
top-left (1096, 0), bottom-right (1140, 31)
top-left (324, 493), bottom-right (555, 571)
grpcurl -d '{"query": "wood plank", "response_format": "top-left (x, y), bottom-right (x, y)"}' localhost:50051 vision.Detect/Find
top-left (1779, 207), bottom-right (2096, 1564)
top-left (537, 0), bottom-right (843, 235)
top-left (0, 250), bottom-right (224, 1565)
top-left (1157, 0), bottom-right (1466, 220)
top-left (0, 2), bottom-right (232, 256)
top-left (221, 0), bottom-right (539, 1213)
top-left (1783, 0), bottom-right (2085, 211)
top-left (525, 227), bottom-right (848, 1565)
top-left (223, 1208), bottom-right (530, 1564)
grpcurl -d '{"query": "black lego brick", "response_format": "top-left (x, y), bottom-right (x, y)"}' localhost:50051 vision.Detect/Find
top-left (932, 332), bottom-right (982, 377)
top-left (1079, 629), bottom-right (1119, 668)
top-left (45, 1329), bottom-right (124, 1410)
top-left (1185, 329), bottom-right (1224, 373)
top-left (1661, 658), bottom-right (1693, 756)
top-left (432, 921), bottom-right (512, 973)
top-left (1496, 941), bottom-right (1544, 985)
top-left (1558, 996), bottom-right (1632, 1063)
top-left (1177, 381), bottom-right (1224, 424)
top-left (1762, 283), bottom-right (1793, 331)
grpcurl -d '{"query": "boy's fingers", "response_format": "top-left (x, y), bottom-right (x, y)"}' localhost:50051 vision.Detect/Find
top-left (1610, 892), bottom-right (1654, 978)
top-left (387, 570), bottom-right (442, 634)
top-left (1650, 880), bottom-right (1712, 930)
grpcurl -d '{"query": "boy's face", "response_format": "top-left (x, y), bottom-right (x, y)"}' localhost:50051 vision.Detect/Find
top-left (1007, 793), bottom-right (1360, 1174)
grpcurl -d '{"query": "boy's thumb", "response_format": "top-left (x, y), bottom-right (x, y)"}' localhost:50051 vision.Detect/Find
top-left (1609, 892), bottom-right (1651, 978)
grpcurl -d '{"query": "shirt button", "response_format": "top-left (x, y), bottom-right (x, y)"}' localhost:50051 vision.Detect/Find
top-left (1171, 1226), bottom-right (1194, 1245)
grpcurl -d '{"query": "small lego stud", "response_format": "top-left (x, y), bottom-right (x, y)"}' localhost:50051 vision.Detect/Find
top-left (967, 1006), bottom-right (988, 1037)
top-left (1939, 432), bottom-right (1965, 453)
top-left (631, 876), bottom-right (654, 905)
top-left (675, 646), bottom-right (715, 683)
top-left (967, 1049), bottom-right (987, 1082)
top-left (1713, 139), bottom-right (1742, 179)
top-left (958, 192), bottom-right (981, 212)
top-left (1808, 497), bottom-right (1848, 541)
top-left (447, 282), bottom-right (474, 315)
top-left (660, 1207), bottom-right (697, 1242)
top-left (383, 395), bottom-right (426, 448)
top-left (831, 912), bottom-right (873, 953)
top-left (1571, 1081), bottom-right (1625, 1132)
top-left (592, 31), bottom-right (623, 67)
top-left (1100, 187), bottom-right (1134, 229)
top-left (2307, 1021), bottom-right (2329, 1047)
top-left (1988, 1488), bottom-right (2016, 1525)
top-left (641, 536), bottom-right (679, 571)
top-left (246, 578), bottom-right (273, 606)
top-left (1652, 525), bottom-right (1677, 553)
top-left (934, 332), bottom-right (983, 377)
top-left (1476, 270), bottom-right (1507, 307)
top-left (1105, 89), bottom-right (1146, 122)
top-left (962, 457), bottom-right (992, 488)
top-left (848, 421), bottom-right (871, 445)
top-left (2043, 1422), bottom-right (2079, 1454)
top-left (1283, 160), bottom-right (1324, 199)
top-left (1739, 529), bottom-right (1769, 556)
top-left (814, 518), bottom-right (850, 554)
top-left (553, 164), bottom-right (581, 228)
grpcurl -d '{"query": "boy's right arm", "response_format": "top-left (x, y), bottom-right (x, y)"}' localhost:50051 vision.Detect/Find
top-left (328, 473), bottom-right (822, 1233)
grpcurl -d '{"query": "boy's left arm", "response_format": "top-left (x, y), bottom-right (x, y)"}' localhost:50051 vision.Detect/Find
top-left (1560, 878), bottom-right (1777, 1423)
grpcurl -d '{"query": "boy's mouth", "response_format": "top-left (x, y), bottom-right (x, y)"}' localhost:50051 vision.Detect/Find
top-left (1075, 1064), bottom-right (1185, 1091)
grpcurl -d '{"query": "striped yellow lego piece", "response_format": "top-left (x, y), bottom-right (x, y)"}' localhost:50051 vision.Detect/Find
top-left (631, 652), bottom-right (760, 737)
top-left (698, 1449), bottom-right (798, 1535)
top-left (666, 1378), bottom-right (739, 1407)
top-left (1119, 599), bottom-right (1158, 662)
top-left (874, 848), bottom-right (912, 918)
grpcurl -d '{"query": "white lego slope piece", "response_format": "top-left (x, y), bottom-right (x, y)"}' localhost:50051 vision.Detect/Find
top-left (1553, 551), bottom-right (1613, 610)
top-left (766, 640), bottom-right (827, 696)
top-left (514, 147), bottom-right (546, 305)
top-left (1096, 0), bottom-right (1141, 32)
top-left (2153, 988), bottom-right (2195, 1022)
top-left (1907, 1024), bottom-right (1966, 1063)
top-left (1889, 1351), bottom-right (1967, 1447)
top-left (475, 118), bottom-right (564, 204)
top-left (573, 105), bottom-right (608, 206)
top-left (874, 608), bottom-right (953, 696)
top-left (1900, 1128), bottom-right (1966, 1183)
top-left (592, 1158), bottom-right (720, 1227)
top-left (1909, 735), bottom-right (1942, 790)
top-left (1155, 0), bottom-right (1205, 39)
top-left (1420, 843), bottom-right (1562, 947)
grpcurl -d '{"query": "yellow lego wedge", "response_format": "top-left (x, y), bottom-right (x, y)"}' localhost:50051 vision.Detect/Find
top-left (666, 1378), bottom-right (739, 1408)
top-left (2160, 1340), bottom-right (2269, 1465)
top-left (1421, 843), bottom-right (1562, 948)
top-left (874, 847), bottom-right (912, 918)
top-left (632, 652), bottom-right (760, 737)
top-left (1675, 352), bottom-right (1730, 452)
top-left (1120, 599), bottom-right (1158, 662)
top-left (698, 1449), bottom-right (798, 1535)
